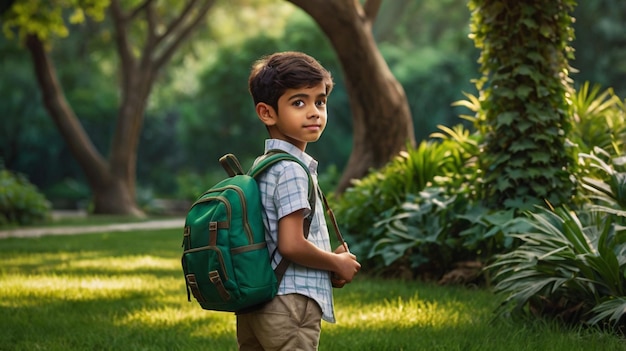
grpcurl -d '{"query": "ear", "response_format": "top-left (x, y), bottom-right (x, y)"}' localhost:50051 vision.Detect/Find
top-left (256, 103), bottom-right (277, 127)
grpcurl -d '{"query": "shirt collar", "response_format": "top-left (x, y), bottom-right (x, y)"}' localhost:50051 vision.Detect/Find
top-left (264, 139), bottom-right (318, 175)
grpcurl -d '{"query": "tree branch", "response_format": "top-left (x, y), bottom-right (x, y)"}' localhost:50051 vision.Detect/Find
top-left (155, 0), bottom-right (199, 47)
top-left (142, 0), bottom-right (158, 64)
top-left (363, 0), bottom-right (382, 23)
top-left (153, 0), bottom-right (215, 69)
top-left (109, 0), bottom-right (135, 86)
top-left (128, 0), bottom-right (153, 21)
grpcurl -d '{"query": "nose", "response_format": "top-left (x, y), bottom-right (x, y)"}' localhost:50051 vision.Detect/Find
top-left (308, 106), bottom-right (321, 119)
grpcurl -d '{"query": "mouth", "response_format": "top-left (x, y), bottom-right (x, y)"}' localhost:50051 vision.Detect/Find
top-left (304, 124), bottom-right (321, 130)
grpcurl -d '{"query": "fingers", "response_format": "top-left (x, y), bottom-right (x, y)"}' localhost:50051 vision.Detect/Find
top-left (333, 253), bottom-right (361, 283)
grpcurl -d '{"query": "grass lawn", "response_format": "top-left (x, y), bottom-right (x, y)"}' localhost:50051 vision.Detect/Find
top-left (0, 228), bottom-right (623, 350)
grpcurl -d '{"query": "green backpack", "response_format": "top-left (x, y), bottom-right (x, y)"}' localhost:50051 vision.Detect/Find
top-left (181, 151), bottom-right (314, 312)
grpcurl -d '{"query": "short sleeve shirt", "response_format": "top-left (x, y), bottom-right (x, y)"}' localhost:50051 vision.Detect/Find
top-left (253, 139), bottom-right (336, 323)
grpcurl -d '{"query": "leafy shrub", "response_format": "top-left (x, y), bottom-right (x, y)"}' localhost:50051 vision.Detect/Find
top-left (370, 187), bottom-right (466, 277)
top-left (371, 187), bottom-right (533, 280)
top-left (488, 131), bottom-right (626, 334)
top-left (337, 81), bottom-right (626, 285)
top-left (456, 207), bottom-right (533, 263)
top-left (334, 125), bottom-right (494, 276)
top-left (0, 168), bottom-right (51, 225)
top-left (488, 206), bottom-right (626, 334)
top-left (334, 139), bottom-right (460, 258)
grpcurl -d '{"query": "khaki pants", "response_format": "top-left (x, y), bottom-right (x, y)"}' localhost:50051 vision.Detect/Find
top-left (237, 294), bottom-right (323, 351)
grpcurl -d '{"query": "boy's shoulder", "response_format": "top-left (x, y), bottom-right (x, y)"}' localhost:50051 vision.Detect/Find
top-left (256, 145), bottom-right (312, 178)
top-left (257, 156), bottom-right (314, 220)
top-left (260, 158), bottom-right (310, 183)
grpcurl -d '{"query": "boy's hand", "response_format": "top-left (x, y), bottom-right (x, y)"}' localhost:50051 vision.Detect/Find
top-left (333, 251), bottom-right (361, 284)
top-left (332, 244), bottom-right (353, 287)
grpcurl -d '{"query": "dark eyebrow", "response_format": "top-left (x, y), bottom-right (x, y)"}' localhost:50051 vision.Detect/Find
top-left (287, 92), bottom-right (327, 101)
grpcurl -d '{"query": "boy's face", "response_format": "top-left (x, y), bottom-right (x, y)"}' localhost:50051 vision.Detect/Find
top-left (259, 82), bottom-right (328, 151)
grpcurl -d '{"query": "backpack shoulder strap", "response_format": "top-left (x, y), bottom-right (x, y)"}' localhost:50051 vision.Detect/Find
top-left (247, 150), bottom-right (316, 285)
top-left (247, 150), bottom-right (316, 220)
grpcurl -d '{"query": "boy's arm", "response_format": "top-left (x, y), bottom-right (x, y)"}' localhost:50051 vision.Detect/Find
top-left (277, 209), bottom-right (361, 282)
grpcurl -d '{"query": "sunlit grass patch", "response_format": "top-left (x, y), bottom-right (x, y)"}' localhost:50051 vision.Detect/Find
top-left (0, 250), bottom-right (183, 307)
top-left (70, 255), bottom-right (177, 271)
top-left (0, 229), bottom-right (624, 351)
top-left (333, 277), bottom-right (495, 327)
top-left (1, 255), bottom-right (177, 276)
top-left (119, 306), bottom-right (236, 336)
top-left (0, 274), bottom-right (181, 302)
top-left (121, 306), bottom-right (207, 326)
top-left (340, 295), bottom-right (464, 329)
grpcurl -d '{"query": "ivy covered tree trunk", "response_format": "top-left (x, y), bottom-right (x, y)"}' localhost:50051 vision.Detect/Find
top-left (468, 0), bottom-right (577, 210)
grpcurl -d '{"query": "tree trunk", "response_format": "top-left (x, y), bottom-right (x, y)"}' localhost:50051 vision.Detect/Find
top-left (22, 0), bottom-right (215, 216)
top-left (25, 34), bottom-right (143, 216)
top-left (289, 0), bottom-right (415, 193)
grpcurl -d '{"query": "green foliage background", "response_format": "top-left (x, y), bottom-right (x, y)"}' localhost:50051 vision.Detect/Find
top-left (0, 0), bottom-right (625, 206)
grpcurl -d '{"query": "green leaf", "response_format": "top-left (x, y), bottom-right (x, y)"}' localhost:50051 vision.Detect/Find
top-left (529, 151), bottom-right (551, 164)
top-left (515, 85), bottom-right (533, 99)
top-left (587, 298), bottom-right (626, 328)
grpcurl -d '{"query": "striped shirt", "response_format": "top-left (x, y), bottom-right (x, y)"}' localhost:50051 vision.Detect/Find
top-left (253, 139), bottom-right (336, 323)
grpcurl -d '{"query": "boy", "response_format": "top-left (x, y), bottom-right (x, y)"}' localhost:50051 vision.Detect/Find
top-left (236, 51), bottom-right (361, 351)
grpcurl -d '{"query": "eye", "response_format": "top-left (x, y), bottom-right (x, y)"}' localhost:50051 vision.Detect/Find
top-left (316, 99), bottom-right (327, 107)
top-left (292, 100), bottom-right (305, 107)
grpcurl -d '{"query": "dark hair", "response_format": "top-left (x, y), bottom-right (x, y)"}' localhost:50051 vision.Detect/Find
top-left (248, 51), bottom-right (334, 112)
